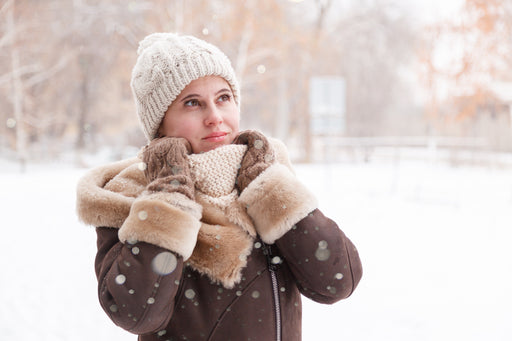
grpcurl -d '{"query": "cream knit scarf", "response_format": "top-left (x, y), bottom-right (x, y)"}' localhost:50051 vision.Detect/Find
top-left (186, 144), bottom-right (258, 288)
top-left (188, 143), bottom-right (256, 238)
top-left (188, 144), bottom-right (246, 208)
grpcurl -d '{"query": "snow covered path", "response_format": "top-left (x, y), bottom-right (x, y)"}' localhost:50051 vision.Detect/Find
top-left (1, 159), bottom-right (511, 340)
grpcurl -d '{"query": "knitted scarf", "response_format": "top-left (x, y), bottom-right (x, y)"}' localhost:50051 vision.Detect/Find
top-left (186, 144), bottom-right (258, 288)
top-left (188, 144), bottom-right (247, 209)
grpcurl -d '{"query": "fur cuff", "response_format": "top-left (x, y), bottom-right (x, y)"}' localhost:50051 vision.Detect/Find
top-left (118, 192), bottom-right (202, 260)
top-left (238, 163), bottom-right (318, 244)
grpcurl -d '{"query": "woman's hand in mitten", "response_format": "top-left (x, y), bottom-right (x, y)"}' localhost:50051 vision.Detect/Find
top-left (233, 130), bottom-right (275, 193)
top-left (142, 137), bottom-right (195, 200)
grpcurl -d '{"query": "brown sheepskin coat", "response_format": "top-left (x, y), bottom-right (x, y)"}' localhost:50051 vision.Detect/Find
top-left (76, 139), bottom-right (362, 341)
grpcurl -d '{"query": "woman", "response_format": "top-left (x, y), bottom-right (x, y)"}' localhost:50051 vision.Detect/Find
top-left (77, 32), bottom-right (362, 341)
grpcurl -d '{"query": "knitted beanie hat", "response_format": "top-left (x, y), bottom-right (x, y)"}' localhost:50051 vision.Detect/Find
top-left (131, 33), bottom-right (240, 141)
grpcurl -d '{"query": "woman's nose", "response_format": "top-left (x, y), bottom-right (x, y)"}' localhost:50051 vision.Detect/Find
top-left (204, 105), bottom-right (223, 126)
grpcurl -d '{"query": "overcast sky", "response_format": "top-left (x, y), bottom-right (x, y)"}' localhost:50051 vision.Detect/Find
top-left (395, 0), bottom-right (464, 24)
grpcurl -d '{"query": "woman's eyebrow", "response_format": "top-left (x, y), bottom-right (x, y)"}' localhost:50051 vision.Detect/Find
top-left (180, 93), bottom-right (200, 102)
top-left (179, 88), bottom-right (231, 102)
top-left (215, 88), bottom-right (232, 95)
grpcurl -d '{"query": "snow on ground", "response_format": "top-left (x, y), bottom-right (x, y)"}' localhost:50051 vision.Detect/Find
top-left (1, 157), bottom-right (511, 340)
top-left (299, 161), bottom-right (512, 341)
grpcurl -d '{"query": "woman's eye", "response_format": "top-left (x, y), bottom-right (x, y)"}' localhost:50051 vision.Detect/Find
top-left (218, 94), bottom-right (231, 102)
top-left (184, 99), bottom-right (199, 107)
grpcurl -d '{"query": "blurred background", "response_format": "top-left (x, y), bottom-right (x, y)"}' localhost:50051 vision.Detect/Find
top-left (1, 1), bottom-right (512, 340)
top-left (1, 0), bottom-right (511, 167)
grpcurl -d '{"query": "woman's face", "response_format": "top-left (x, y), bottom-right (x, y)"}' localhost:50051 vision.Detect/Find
top-left (158, 76), bottom-right (240, 154)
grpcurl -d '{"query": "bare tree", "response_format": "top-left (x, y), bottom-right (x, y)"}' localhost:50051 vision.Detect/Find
top-left (0, 0), bottom-right (425, 165)
top-left (4, 0), bottom-right (28, 170)
top-left (329, 2), bottom-right (418, 136)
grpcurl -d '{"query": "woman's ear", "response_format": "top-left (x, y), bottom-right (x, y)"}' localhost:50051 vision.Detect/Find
top-left (155, 126), bottom-right (164, 139)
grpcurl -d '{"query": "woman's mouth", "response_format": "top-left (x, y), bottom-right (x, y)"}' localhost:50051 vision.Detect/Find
top-left (202, 131), bottom-right (228, 142)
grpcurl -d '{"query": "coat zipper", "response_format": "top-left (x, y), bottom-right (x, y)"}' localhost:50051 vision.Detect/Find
top-left (269, 269), bottom-right (281, 341)
top-left (263, 242), bottom-right (282, 341)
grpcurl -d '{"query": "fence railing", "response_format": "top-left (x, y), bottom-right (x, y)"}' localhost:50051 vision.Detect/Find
top-left (307, 136), bottom-right (512, 167)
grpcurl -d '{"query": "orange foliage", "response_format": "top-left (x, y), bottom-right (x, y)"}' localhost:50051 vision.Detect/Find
top-left (420, 0), bottom-right (512, 127)
top-left (466, 0), bottom-right (503, 32)
top-left (453, 87), bottom-right (497, 120)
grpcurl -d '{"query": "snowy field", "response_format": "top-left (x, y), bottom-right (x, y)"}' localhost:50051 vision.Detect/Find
top-left (1, 155), bottom-right (511, 340)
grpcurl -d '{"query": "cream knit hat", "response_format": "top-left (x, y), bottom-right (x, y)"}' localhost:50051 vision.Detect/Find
top-left (131, 33), bottom-right (240, 141)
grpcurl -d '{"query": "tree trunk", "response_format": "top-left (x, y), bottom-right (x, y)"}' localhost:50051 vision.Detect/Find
top-left (8, 0), bottom-right (27, 172)
top-left (275, 69), bottom-right (289, 141)
top-left (75, 66), bottom-right (89, 151)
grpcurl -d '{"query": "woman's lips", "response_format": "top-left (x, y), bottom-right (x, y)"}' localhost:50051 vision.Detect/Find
top-left (202, 131), bottom-right (228, 142)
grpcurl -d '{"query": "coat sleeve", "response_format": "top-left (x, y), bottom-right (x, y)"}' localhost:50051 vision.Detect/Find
top-left (77, 158), bottom-right (203, 334)
top-left (94, 226), bottom-right (184, 335)
top-left (237, 139), bottom-right (362, 303)
top-left (275, 209), bottom-right (362, 303)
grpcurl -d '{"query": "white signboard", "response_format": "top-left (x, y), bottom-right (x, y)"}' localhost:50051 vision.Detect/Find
top-left (309, 77), bottom-right (346, 135)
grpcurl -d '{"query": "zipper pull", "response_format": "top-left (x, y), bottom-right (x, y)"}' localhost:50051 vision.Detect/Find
top-left (262, 242), bottom-right (280, 271)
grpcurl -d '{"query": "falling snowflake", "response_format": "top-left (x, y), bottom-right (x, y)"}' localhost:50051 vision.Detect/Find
top-left (315, 240), bottom-right (330, 261)
top-left (151, 251), bottom-right (178, 275)
top-left (185, 289), bottom-right (196, 300)
top-left (138, 210), bottom-right (148, 221)
top-left (6, 118), bottom-right (16, 128)
top-left (115, 274), bottom-right (126, 285)
top-left (326, 286), bottom-right (337, 294)
top-left (137, 162), bottom-right (147, 171)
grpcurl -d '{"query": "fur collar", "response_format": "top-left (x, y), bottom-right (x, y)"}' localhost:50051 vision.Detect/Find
top-left (76, 139), bottom-right (295, 288)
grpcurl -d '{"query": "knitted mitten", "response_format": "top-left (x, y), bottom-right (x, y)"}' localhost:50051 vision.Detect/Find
top-left (142, 137), bottom-right (195, 200)
top-left (233, 130), bottom-right (275, 193)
